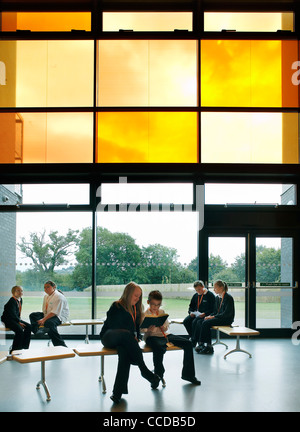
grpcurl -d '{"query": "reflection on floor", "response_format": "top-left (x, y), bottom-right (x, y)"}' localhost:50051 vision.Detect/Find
top-left (0, 336), bottom-right (299, 413)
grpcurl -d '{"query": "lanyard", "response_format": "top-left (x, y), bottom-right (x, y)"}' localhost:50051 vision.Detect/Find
top-left (130, 304), bottom-right (137, 325)
top-left (13, 297), bottom-right (21, 315)
top-left (197, 294), bottom-right (204, 310)
top-left (218, 293), bottom-right (225, 313)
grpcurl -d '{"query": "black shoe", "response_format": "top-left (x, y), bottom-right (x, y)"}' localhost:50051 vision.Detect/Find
top-left (195, 343), bottom-right (204, 353)
top-left (191, 339), bottom-right (197, 348)
top-left (198, 345), bottom-right (214, 355)
top-left (110, 394), bottom-right (121, 404)
top-left (181, 375), bottom-right (201, 385)
top-left (151, 374), bottom-right (161, 389)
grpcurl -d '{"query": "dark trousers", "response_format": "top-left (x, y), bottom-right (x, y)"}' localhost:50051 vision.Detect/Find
top-left (29, 312), bottom-right (67, 347)
top-left (101, 329), bottom-right (155, 398)
top-left (183, 315), bottom-right (204, 344)
top-left (199, 318), bottom-right (232, 345)
top-left (3, 319), bottom-right (31, 351)
top-left (145, 334), bottom-right (196, 379)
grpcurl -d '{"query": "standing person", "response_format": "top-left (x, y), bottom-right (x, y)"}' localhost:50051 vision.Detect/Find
top-left (1, 286), bottom-right (31, 353)
top-left (29, 280), bottom-right (69, 347)
top-left (183, 280), bottom-right (215, 346)
top-left (196, 280), bottom-right (235, 355)
top-left (100, 281), bottom-right (160, 404)
top-left (142, 290), bottom-right (201, 386)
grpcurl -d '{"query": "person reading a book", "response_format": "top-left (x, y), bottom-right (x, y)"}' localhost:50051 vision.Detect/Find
top-left (100, 282), bottom-right (160, 404)
top-left (183, 280), bottom-right (215, 347)
top-left (195, 280), bottom-right (235, 355)
top-left (141, 290), bottom-right (201, 386)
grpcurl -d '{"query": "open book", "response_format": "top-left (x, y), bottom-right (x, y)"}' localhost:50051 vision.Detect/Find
top-left (140, 314), bottom-right (169, 328)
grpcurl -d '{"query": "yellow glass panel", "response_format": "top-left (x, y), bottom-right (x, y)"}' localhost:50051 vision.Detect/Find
top-left (1, 12), bottom-right (91, 31)
top-left (14, 40), bottom-right (93, 107)
top-left (98, 40), bottom-right (197, 107)
top-left (201, 112), bottom-right (299, 164)
top-left (201, 40), bottom-right (298, 108)
top-left (97, 112), bottom-right (198, 163)
top-left (103, 12), bottom-right (192, 31)
top-left (0, 112), bottom-right (93, 163)
top-left (204, 12), bottom-right (294, 32)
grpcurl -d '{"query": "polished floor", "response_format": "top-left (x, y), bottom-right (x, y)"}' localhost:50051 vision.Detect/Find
top-left (0, 331), bottom-right (299, 414)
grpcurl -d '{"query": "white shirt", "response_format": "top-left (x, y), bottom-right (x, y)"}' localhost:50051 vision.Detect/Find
top-left (42, 290), bottom-right (69, 323)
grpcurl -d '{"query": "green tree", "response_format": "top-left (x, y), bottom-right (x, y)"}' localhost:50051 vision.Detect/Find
top-left (17, 229), bottom-right (79, 288)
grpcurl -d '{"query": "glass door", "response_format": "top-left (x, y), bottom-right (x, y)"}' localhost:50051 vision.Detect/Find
top-left (208, 236), bottom-right (247, 326)
top-left (254, 236), bottom-right (294, 329)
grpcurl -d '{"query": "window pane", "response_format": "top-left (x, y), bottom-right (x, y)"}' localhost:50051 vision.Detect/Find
top-left (0, 40), bottom-right (94, 107)
top-left (201, 40), bottom-right (298, 107)
top-left (20, 184), bottom-right (90, 205)
top-left (256, 237), bottom-right (293, 329)
top-left (0, 113), bottom-right (93, 163)
top-left (97, 40), bottom-right (197, 106)
top-left (101, 183), bottom-right (193, 205)
top-left (204, 12), bottom-right (294, 32)
top-left (201, 112), bottom-right (299, 163)
top-left (96, 210), bottom-right (198, 319)
top-left (103, 12), bottom-right (192, 31)
top-left (205, 184), bottom-right (296, 205)
top-left (1, 12), bottom-right (91, 31)
top-left (0, 211), bottom-right (93, 336)
top-left (97, 112), bottom-right (198, 163)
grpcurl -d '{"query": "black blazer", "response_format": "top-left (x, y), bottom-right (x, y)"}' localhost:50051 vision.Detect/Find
top-left (187, 290), bottom-right (215, 316)
top-left (100, 301), bottom-right (141, 341)
top-left (213, 292), bottom-right (235, 324)
top-left (1, 297), bottom-right (22, 325)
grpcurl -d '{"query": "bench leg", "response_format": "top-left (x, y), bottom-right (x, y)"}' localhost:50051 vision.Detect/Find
top-left (36, 361), bottom-right (51, 401)
top-left (212, 329), bottom-right (228, 349)
top-left (85, 325), bottom-right (89, 344)
top-left (224, 336), bottom-right (252, 359)
top-left (99, 356), bottom-right (106, 393)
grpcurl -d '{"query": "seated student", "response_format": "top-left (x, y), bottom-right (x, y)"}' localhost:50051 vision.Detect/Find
top-left (196, 279), bottom-right (235, 355)
top-left (30, 280), bottom-right (69, 347)
top-left (100, 282), bottom-right (160, 404)
top-left (1, 285), bottom-right (31, 353)
top-left (183, 280), bottom-right (215, 347)
top-left (141, 290), bottom-right (200, 385)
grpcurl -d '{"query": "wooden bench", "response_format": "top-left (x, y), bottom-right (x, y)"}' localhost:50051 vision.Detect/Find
top-left (74, 342), bottom-right (182, 394)
top-left (212, 326), bottom-right (260, 359)
top-left (12, 346), bottom-right (75, 401)
top-left (70, 319), bottom-right (104, 343)
top-left (0, 351), bottom-right (8, 365)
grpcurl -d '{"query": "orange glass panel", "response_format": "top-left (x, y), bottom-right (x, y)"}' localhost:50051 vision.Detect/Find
top-left (201, 112), bottom-right (299, 164)
top-left (97, 112), bottom-right (198, 163)
top-left (0, 40), bottom-right (93, 107)
top-left (201, 40), bottom-right (299, 107)
top-left (0, 112), bottom-right (93, 163)
top-left (1, 12), bottom-right (91, 31)
top-left (98, 40), bottom-right (197, 107)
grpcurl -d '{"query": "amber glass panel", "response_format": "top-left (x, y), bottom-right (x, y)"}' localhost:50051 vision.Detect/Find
top-left (97, 40), bottom-right (197, 107)
top-left (204, 12), bottom-right (294, 32)
top-left (0, 40), bottom-right (93, 107)
top-left (201, 112), bottom-right (299, 164)
top-left (0, 112), bottom-right (93, 163)
top-left (201, 40), bottom-right (298, 108)
top-left (103, 12), bottom-right (192, 31)
top-left (97, 112), bottom-right (198, 163)
top-left (1, 12), bottom-right (91, 31)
